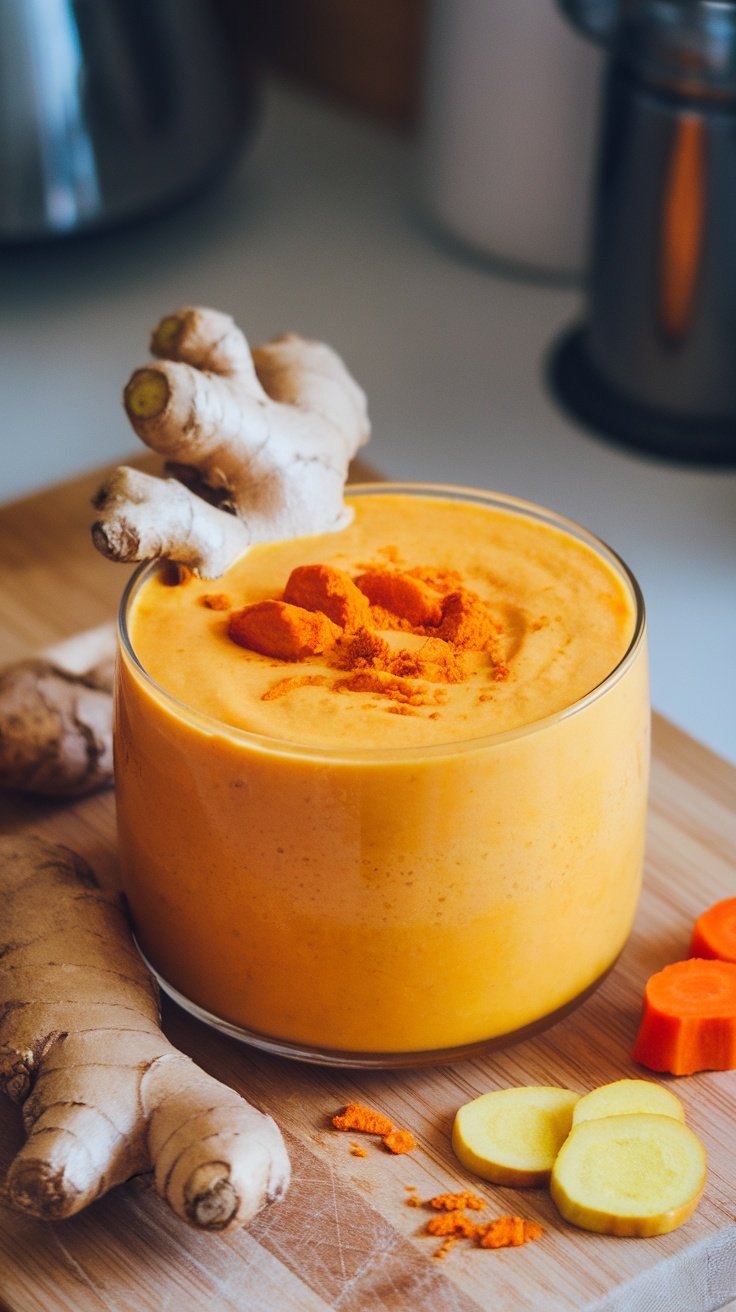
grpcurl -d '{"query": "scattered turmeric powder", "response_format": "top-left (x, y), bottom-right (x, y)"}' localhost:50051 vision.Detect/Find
top-left (428, 1191), bottom-right (487, 1212)
top-left (476, 1216), bottom-right (544, 1249)
top-left (426, 1210), bottom-right (479, 1238)
top-left (385, 640), bottom-right (467, 684)
top-left (409, 1190), bottom-right (544, 1260)
top-left (333, 671), bottom-right (427, 706)
top-left (262, 674), bottom-right (329, 702)
top-left (432, 1235), bottom-right (464, 1261)
top-left (349, 1143), bottom-right (369, 1158)
top-left (382, 1129), bottom-right (417, 1155)
top-left (334, 628), bottom-right (392, 669)
top-left (331, 1103), bottom-right (393, 1136)
top-left (407, 565), bottom-right (463, 593)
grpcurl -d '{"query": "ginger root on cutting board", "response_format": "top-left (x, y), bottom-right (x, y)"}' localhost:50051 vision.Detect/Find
top-left (92, 306), bottom-right (371, 578)
top-left (0, 624), bottom-right (115, 796)
top-left (0, 307), bottom-right (369, 794)
top-left (0, 837), bottom-right (290, 1229)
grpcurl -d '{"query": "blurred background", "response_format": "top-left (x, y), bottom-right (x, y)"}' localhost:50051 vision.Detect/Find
top-left (0, 0), bottom-right (734, 762)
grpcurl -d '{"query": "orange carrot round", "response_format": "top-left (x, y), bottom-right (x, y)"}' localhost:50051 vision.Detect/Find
top-left (690, 898), bottom-right (736, 963)
top-left (632, 958), bottom-right (736, 1075)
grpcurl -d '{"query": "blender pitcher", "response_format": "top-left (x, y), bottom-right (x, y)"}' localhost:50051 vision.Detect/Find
top-left (552, 0), bottom-right (736, 463)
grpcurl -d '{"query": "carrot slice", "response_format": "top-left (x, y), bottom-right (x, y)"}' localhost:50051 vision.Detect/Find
top-left (632, 958), bottom-right (736, 1075)
top-left (690, 898), bottom-right (736, 963)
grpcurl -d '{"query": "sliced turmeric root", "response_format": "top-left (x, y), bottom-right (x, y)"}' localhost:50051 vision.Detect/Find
top-left (572, 1078), bottom-right (684, 1127)
top-left (452, 1085), bottom-right (579, 1187)
top-left (632, 957), bottom-right (736, 1075)
top-left (690, 897), bottom-right (736, 963)
top-left (550, 1113), bottom-right (706, 1237)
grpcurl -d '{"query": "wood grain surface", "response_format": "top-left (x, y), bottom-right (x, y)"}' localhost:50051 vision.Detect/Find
top-left (1, 461), bottom-right (735, 1312)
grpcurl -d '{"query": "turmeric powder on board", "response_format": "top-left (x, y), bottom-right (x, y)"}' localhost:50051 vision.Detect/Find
top-left (428, 1191), bottom-right (487, 1212)
top-left (330, 1112), bottom-right (541, 1258)
top-left (477, 1216), bottom-right (544, 1249)
top-left (382, 1129), bottom-right (417, 1155)
top-left (411, 1191), bottom-right (544, 1260)
top-left (331, 1103), bottom-right (393, 1136)
top-left (331, 1104), bottom-right (417, 1155)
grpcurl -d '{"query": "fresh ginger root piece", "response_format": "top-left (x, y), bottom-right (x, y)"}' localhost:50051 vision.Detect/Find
top-left (550, 1113), bottom-right (706, 1237)
top-left (0, 838), bottom-right (290, 1228)
top-left (0, 623), bottom-right (116, 796)
top-left (92, 306), bottom-right (370, 577)
top-left (452, 1085), bottom-right (580, 1187)
top-left (572, 1079), bottom-right (685, 1127)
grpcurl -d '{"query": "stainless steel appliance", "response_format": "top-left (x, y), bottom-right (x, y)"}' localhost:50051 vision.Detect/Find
top-left (0, 0), bottom-right (256, 241)
top-left (552, 0), bottom-right (736, 463)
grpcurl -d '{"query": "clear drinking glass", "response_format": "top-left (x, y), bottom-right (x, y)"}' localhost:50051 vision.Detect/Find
top-left (114, 485), bottom-right (649, 1068)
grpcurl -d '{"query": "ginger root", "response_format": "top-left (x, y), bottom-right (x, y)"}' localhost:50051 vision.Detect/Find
top-left (0, 623), bottom-right (116, 796)
top-left (92, 306), bottom-right (370, 577)
top-left (0, 837), bottom-right (290, 1229)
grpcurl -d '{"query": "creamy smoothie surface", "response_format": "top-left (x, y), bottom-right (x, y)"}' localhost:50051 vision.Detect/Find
top-left (127, 492), bottom-right (636, 749)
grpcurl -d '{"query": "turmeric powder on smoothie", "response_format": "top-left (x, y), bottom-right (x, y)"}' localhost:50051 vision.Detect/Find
top-left (226, 558), bottom-right (506, 714)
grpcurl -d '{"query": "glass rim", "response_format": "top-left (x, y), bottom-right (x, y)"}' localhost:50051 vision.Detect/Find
top-left (117, 481), bottom-right (647, 763)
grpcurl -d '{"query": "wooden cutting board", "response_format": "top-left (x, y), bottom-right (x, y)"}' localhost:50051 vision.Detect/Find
top-left (1, 462), bottom-right (735, 1312)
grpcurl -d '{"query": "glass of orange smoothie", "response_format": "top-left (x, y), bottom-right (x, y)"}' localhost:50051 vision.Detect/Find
top-left (114, 485), bottom-right (649, 1066)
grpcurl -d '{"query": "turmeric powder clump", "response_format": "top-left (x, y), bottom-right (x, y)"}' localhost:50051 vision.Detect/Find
top-left (355, 569), bottom-right (444, 627)
top-left (284, 564), bottom-right (372, 631)
top-left (331, 1103), bottom-right (393, 1136)
top-left (229, 600), bottom-right (341, 661)
top-left (331, 1103), bottom-right (418, 1157)
top-left (436, 589), bottom-right (502, 652)
top-left (382, 1129), bottom-right (417, 1155)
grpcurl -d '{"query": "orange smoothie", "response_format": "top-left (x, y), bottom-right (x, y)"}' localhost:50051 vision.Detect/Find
top-left (115, 486), bottom-right (649, 1062)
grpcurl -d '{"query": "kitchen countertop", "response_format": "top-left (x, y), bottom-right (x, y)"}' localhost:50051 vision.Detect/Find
top-left (0, 78), bottom-right (734, 763)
